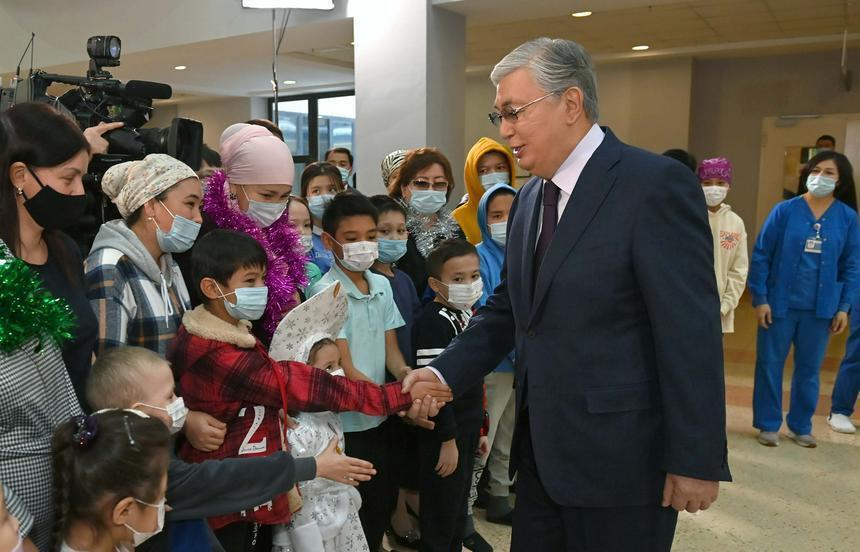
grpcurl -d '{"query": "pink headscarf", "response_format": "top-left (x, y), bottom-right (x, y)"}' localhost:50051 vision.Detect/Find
top-left (219, 123), bottom-right (295, 186)
top-left (697, 157), bottom-right (733, 186)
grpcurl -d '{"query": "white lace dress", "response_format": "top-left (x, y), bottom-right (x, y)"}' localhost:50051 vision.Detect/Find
top-left (271, 411), bottom-right (369, 552)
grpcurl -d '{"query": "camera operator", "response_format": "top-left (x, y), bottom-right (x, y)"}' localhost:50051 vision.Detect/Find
top-left (0, 101), bottom-right (96, 550)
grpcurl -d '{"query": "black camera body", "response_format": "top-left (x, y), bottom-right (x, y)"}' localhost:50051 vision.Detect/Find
top-left (13, 35), bottom-right (204, 250)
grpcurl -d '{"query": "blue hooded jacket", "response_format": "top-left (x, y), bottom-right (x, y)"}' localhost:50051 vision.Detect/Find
top-left (476, 183), bottom-right (517, 372)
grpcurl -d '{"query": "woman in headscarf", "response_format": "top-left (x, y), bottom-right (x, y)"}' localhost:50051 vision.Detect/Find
top-left (203, 123), bottom-right (308, 343)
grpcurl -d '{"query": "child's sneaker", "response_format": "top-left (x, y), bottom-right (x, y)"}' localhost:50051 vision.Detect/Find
top-left (827, 413), bottom-right (856, 434)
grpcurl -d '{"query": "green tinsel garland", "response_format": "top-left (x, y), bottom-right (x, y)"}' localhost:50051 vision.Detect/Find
top-left (0, 242), bottom-right (76, 354)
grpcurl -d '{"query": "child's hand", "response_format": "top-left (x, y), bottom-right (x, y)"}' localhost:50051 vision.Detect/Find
top-left (477, 436), bottom-right (490, 459)
top-left (184, 410), bottom-right (227, 452)
top-left (316, 437), bottom-right (376, 487)
top-left (436, 439), bottom-right (458, 477)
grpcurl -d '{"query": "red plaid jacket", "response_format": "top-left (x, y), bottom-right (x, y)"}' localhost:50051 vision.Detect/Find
top-left (168, 306), bottom-right (413, 529)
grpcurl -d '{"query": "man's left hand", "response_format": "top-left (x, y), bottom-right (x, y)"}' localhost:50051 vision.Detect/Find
top-left (662, 473), bottom-right (719, 513)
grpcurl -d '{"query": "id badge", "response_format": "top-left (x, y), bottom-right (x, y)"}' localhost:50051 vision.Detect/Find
top-left (805, 238), bottom-right (823, 254)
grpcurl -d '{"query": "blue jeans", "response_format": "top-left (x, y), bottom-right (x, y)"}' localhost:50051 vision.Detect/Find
top-left (832, 307), bottom-right (860, 416)
top-left (753, 310), bottom-right (832, 435)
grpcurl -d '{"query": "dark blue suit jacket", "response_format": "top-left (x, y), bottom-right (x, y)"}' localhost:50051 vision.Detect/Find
top-left (432, 129), bottom-right (731, 508)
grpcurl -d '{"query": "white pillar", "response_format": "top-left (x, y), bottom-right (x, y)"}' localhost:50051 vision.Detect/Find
top-left (353, 0), bottom-right (465, 197)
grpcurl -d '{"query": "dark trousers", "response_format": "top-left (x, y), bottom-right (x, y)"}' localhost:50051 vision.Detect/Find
top-left (344, 418), bottom-right (396, 551)
top-left (511, 419), bottom-right (678, 552)
top-left (418, 429), bottom-right (480, 552)
top-left (214, 521), bottom-right (271, 552)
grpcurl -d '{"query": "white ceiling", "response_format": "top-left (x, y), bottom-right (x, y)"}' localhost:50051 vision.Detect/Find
top-left (2, 0), bottom-right (859, 101)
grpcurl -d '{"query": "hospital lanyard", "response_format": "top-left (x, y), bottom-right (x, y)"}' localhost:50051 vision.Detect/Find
top-left (804, 223), bottom-right (823, 254)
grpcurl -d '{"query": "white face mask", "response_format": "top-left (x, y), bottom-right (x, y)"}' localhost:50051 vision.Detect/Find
top-left (124, 497), bottom-right (166, 547)
top-left (300, 234), bottom-right (314, 254)
top-left (331, 237), bottom-right (378, 272)
top-left (241, 186), bottom-right (287, 228)
top-left (702, 186), bottom-right (728, 207)
top-left (480, 172), bottom-right (510, 191)
top-left (441, 278), bottom-right (483, 311)
top-left (137, 397), bottom-right (189, 435)
top-left (489, 221), bottom-right (507, 246)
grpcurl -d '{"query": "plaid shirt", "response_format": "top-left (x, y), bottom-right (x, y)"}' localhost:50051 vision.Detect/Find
top-left (167, 308), bottom-right (413, 529)
top-left (86, 247), bottom-right (190, 358)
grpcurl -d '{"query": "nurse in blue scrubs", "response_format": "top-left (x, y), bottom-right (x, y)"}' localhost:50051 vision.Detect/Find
top-left (749, 150), bottom-right (860, 448)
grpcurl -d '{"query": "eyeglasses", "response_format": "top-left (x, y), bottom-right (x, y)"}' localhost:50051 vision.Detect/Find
top-left (410, 179), bottom-right (449, 192)
top-left (488, 90), bottom-right (563, 127)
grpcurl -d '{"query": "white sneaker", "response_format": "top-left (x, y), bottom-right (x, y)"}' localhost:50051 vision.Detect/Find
top-left (828, 413), bottom-right (857, 434)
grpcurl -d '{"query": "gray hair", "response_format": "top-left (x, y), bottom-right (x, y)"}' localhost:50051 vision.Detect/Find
top-left (490, 37), bottom-right (599, 121)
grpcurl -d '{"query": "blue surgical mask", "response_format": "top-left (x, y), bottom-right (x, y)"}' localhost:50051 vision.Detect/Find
top-left (480, 172), bottom-right (510, 191)
top-left (806, 174), bottom-right (837, 198)
top-left (308, 194), bottom-right (334, 219)
top-left (338, 166), bottom-right (350, 183)
top-left (241, 186), bottom-right (286, 228)
top-left (377, 238), bottom-right (408, 263)
top-left (155, 201), bottom-right (201, 253)
top-left (409, 190), bottom-right (447, 215)
top-left (216, 283), bottom-right (269, 321)
top-left (489, 222), bottom-right (507, 246)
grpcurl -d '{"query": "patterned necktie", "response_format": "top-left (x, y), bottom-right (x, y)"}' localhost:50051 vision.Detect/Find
top-left (534, 179), bottom-right (559, 272)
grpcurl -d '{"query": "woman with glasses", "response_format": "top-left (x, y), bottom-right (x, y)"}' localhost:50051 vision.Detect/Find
top-left (389, 147), bottom-right (464, 297)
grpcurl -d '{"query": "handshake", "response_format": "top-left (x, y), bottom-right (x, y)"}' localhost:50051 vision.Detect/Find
top-left (398, 368), bottom-right (450, 430)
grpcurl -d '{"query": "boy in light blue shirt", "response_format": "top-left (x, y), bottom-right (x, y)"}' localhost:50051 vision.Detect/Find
top-left (308, 191), bottom-right (412, 550)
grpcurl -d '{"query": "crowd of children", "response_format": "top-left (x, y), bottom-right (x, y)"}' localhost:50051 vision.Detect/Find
top-left (2, 98), bottom-right (859, 552)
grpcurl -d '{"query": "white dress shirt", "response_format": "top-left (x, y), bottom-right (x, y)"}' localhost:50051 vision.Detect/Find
top-left (427, 124), bottom-right (606, 386)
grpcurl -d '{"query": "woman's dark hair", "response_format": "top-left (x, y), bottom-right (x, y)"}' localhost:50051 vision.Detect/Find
top-left (300, 162), bottom-right (344, 198)
top-left (199, 144), bottom-right (222, 169)
top-left (796, 150), bottom-right (857, 211)
top-left (369, 194), bottom-right (407, 218)
top-left (321, 190), bottom-right (379, 236)
top-left (191, 229), bottom-right (268, 299)
top-left (390, 147), bottom-right (455, 201)
top-left (0, 103), bottom-right (89, 281)
top-left (50, 410), bottom-right (170, 552)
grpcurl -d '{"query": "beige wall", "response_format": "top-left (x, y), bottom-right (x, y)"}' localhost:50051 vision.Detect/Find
top-left (147, 97), bottom-right (270, 149)
top-left (690, 49), bottom-right (860, 248)
top-left (464, 57), bottom-right (693, 182)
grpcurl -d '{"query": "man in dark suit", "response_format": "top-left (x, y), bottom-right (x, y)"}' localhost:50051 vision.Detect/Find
top-left (403, 37), bottom-right (731, 551)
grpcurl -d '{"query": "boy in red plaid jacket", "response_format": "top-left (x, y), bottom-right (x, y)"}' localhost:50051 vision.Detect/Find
top-left (168, 229), bottom-right (452, 551)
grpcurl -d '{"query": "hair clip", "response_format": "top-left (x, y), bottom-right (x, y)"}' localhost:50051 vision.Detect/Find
top-left (122, 415), bottom-right (140, 451)
top-left (71, 414), bottom-right (98, 448)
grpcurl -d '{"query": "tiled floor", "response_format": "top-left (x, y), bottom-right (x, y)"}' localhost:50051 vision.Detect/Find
top-left (389, 296), bottom-right (860, 551)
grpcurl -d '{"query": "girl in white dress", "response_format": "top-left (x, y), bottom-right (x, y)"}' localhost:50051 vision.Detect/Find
top-left (269, 282), bottom-right (369, 552)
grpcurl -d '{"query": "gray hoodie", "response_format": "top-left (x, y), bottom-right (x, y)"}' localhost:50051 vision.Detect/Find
top-left (86, 220), bottom-right (191, 357)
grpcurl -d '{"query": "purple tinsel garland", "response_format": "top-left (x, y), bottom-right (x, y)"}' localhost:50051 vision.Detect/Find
top-left (203, 170), bottom-right (308, 339)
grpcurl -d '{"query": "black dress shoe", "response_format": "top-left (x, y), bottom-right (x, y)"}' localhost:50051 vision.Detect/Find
top-left (463, 531), bottom-right (493, 552)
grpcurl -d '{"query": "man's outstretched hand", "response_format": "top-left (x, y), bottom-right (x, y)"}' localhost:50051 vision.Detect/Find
top-left (399, 368), bottom-right (451, 430)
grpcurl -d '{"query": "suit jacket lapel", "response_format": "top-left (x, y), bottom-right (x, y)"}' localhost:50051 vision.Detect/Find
top-left (519, 178), bottom-right (542, 307)
top-left (529, 130), bottom-right (622, 325)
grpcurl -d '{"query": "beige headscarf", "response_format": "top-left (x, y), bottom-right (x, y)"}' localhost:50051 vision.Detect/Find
top-left (102, 154), bottom-right (198, 218)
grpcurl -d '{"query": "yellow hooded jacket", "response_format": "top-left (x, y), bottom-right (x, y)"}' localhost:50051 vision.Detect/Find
top-left (452, 137), bottom-right (518, 244)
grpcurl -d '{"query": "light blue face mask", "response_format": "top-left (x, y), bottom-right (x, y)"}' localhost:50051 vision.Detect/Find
top-left (377, 238), bottom-right (408, 263)
top-left (216, 283), bottom-right (269, 321)
top-left (806, 174), bottom-right (837, 198)
top-left (155, 201), bottom-right (201, 253)
top-left (489, 221), bottom-right (507, 246)
top-left (409, 190), bottom-right (447, 215)
top-left (241, 186), bottom-right (287, 228)
top-left (480, 172), bottom-right (510, 191)
top-left (337, 166), bottom-right (350, 183)
top-left (308, 194), bottom-right (335, 219)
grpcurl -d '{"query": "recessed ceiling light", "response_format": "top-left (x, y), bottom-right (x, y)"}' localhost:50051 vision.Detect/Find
top-left (631, 45), bottom-right (650, 51)
top-left (283, 80), bottom-right (297, 85)
top-left (174, 65), bottom-right (187, 70)
top-left (571, 11), bottom-right (592, 17)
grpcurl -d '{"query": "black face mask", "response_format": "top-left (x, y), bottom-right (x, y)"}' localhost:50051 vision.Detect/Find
top-left (21, 166), bottom-right (87, 230)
